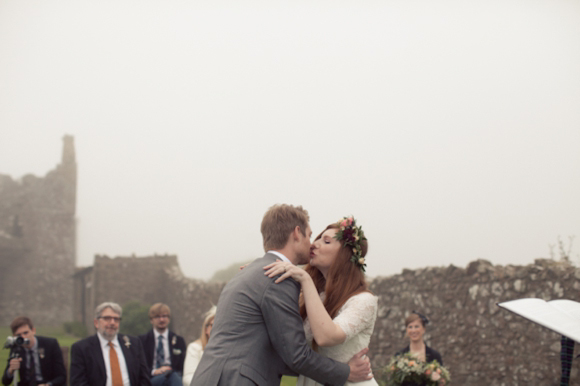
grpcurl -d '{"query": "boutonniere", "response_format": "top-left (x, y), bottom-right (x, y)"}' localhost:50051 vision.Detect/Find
top-left (172, 348), bottom-right (182, 355)
top-left (123, 336), bottom-right (131, 348)
top-left (38, 348), bottom-right (45, 359)
top-left (171, 336), bottom-right (177, 346)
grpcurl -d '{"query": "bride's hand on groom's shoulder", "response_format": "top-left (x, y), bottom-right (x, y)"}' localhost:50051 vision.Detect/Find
top-left (263, 260), bottom-right (308, 284)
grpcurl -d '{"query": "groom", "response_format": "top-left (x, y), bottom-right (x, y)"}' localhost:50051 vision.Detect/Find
top-left (191, 204), bottom-right (372, 386)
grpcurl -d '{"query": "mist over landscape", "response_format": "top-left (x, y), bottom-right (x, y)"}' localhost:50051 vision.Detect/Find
top-left (1, 0), bottom-right (579, 280)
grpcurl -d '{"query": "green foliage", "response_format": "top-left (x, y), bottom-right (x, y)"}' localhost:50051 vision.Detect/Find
top-left (374, 367), bottom-right (389, 386)
top-left (0, 326), bottom-right (12, 365)
top-left (63, 321), bottom-right (88, 338)
top-left (280, 376), bottom-right (297, 386)
top-left (209, 259), bottom-right (254, 282)
top-left (119, 301), bottom-right (151, 336)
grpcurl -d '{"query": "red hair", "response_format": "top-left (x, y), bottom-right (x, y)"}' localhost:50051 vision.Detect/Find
top-left (299, 223), bottom-right (370, 323)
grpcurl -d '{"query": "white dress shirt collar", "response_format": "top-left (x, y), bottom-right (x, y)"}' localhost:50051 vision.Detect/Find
top-left (153, 329), bottom-right (169, 341)
top-left (97, 333), bottom-right (130, 386)
top-left (152, 329), bottom-right (171, 369)
top-left (97, 332), bottom-right (118, 348)
top-left (267, 250), bottom-right (290, 263)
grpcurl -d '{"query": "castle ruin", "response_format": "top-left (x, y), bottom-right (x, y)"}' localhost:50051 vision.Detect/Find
top-left (1, 137), bottom-right (579, 385)
top-left (73, 254), bottom-right (580, 385)
top-left (0, 135), bottom-right (76, 325)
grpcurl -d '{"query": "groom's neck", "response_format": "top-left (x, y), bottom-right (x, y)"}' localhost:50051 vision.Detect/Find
top-left (272, 246), bottom-right (299, 265)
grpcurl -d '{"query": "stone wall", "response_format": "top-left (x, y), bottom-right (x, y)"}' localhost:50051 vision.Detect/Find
top-left (76, 255), bottom-right (579, 385)
top-left (7, 135), bottom-right (577, 384)
top-left (0, 136), bottom-right (76, 326)
top-left (76, 254), bottom-right (224, 341)
top-left (369, 258), bottom-right (580, 386)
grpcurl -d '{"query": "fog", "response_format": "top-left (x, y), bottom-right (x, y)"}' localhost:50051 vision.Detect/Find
top-left (1, 0), bottom-right (579, 280)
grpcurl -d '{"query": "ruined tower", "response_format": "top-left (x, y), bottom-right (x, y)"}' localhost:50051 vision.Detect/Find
top-left (0, 135), bottom-right (77, 325)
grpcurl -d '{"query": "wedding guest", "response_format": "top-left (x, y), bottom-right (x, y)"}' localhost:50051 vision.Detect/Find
top-left (70, 302), bottom-right (151, 386)
top-left (182, 306), bottom-right (216, 386)
top-left (2, 316), bottom-right (66, 386)
top-left (396, 312), bottom-right (443, 365)
top-left (139, 303), bottom-right (186, 386)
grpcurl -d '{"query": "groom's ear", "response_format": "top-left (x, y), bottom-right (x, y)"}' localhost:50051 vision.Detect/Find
top-left (291, 226), bottom-right (302, 241)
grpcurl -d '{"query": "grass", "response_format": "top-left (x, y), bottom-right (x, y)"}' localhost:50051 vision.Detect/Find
top-left (281, 376), bottom-right (298, 386)
top-left (1, 326), bottom-right (298, 386)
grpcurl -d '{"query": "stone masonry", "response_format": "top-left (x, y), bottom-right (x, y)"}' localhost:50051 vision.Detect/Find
top-left (0, 136), bottom-right (76, 325)
top-left (369, 258), bottom-right (580, 386)
top-left (74, 254), bottom-right (224, 341)
top-left (75, 255), bottom-right (579, 385)
top-left (3, 137), bottom-right (578, 384)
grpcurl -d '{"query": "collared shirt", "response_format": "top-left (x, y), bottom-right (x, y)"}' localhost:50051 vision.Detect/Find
top-left (97, 333), bottom-right (131, 386)
top-left (27, 338), bottom-right (43, 383)
top-left (152, 329), bottom-right (171, 370)
top-left (267, 250), bottom-right (291, 263)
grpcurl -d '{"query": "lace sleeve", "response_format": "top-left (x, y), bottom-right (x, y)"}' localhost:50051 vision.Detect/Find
top-left (333, 292), bottom-right (378, 341)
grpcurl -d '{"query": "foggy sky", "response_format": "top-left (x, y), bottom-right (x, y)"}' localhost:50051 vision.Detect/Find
top-left (1, 0), bottom-right (579, 280)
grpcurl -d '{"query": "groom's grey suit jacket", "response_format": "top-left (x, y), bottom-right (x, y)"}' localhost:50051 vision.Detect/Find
top-left (191, 253), bottom-right (350, 386)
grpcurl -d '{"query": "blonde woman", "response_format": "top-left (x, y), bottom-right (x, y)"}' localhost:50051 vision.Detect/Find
top-left (182, 306), bottom-right (216, 386)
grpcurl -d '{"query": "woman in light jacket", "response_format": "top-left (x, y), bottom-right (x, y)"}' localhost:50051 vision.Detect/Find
top-left (182, 306), bottom-right (216, 386)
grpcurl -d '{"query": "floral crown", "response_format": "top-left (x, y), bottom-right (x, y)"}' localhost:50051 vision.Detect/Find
top-left (334, 216), bottom-right (367, 272)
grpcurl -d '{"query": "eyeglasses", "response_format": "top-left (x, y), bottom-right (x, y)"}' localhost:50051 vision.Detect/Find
top-left (99, 316), bottom-right (122, 323)
top-left (153, 314), bottom-right (170, 319)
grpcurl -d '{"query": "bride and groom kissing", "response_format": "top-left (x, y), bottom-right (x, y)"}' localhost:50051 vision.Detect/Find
top-left (191, 204), bottom-right (379, 386)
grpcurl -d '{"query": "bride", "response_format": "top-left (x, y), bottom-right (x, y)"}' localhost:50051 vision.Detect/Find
top-left (265, 216), bottom-right (378, 386)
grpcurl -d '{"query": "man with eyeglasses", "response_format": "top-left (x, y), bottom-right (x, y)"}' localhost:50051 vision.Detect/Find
top-left (138, 303), bottom-right (186, 386)
top-left (70, 302), bottom-right (151, 386)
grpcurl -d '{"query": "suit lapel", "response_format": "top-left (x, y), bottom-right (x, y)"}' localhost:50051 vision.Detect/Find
top-left (143, 330), bottom-right (154, 368)
top-left (36, 337), bottom-right (45, 376)
top-left (36, 337), bottom-right (50, 380)
top-left (90, 335), bottom-right (107, 380)
top-left (118, 335), bottom-right (134, 382)
top-left (168, 331), bottom-right (174, 363)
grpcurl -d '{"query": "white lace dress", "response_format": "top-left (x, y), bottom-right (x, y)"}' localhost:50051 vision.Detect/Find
top-left (297, 292), bottom-right (379, 386)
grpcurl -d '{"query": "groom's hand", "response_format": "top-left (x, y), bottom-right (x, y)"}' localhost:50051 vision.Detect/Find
top-left (347, 348), bottom-right (372, 382)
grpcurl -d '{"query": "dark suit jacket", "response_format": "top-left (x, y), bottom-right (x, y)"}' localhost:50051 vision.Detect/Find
top-left (192, 253), bottom-right (350, 386)
top-left (2, 336), bottom-right (66, 386)
top-left (70, 334), bottom-right (151, 386)
top-left (138, 330), bottom-right (186, 376)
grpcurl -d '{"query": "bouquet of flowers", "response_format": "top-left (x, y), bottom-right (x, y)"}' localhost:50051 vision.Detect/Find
top-left (384, 352), bottom-right (451, 386)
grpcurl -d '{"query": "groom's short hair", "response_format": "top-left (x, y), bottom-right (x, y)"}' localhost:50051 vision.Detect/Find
top-left (261, 204), bottom-right (310, 251)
